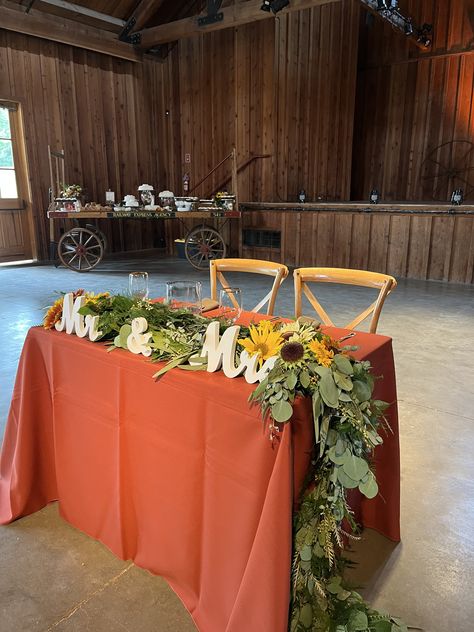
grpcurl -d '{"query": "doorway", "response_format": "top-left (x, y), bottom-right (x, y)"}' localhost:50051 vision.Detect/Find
top-left (0, 101), bottom-right (35, 263)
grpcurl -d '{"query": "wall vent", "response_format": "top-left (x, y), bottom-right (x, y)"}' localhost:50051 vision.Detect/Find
top-left (243, 229), bottom-right (281, 249)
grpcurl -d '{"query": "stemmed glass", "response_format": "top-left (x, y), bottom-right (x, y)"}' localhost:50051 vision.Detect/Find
top-left (129, 272), bottom-right (149, 300)
top-left (166, 281), bottom-right (202, 315)
top-left (218, 287), bottom-right (242, 323)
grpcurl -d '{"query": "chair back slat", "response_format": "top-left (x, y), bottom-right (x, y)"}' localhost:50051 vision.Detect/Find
top-left (294, 267), bottom-right (396, 334)
top-left (210, 258), bottom-right (288, 315)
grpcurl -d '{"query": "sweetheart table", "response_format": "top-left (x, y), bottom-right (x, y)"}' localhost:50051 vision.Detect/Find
top-left (0, 312), bottom-right (400, 632)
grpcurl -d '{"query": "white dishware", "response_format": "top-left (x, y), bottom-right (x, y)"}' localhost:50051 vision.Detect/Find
top-left (218, 287), bottom-right (242, 323)
top-left (129, 272), bottom-right (149, 300)
top-left (166, 281), bottom-right (202, 315)
top-left (124, 195), bottom-right (139, 207)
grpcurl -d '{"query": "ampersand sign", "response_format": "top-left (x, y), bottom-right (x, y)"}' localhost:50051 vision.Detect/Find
top-left (127, 317), bottom-right (152, 356)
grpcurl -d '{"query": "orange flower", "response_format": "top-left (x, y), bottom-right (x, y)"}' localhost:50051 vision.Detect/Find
top-left (308, 338), bottom-right (334, 368)
top-left (43, 298), bottom-right (63, 329)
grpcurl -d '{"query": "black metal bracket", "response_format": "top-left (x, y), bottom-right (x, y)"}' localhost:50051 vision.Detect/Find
top-left (119, 16), bottom-right (139, 43)
top-left (198, 12), bottom-right (223, 26)
top-left (198, 0), bottom-right (224, 27)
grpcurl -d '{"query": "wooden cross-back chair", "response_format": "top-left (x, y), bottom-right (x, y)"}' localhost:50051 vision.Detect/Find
top-left (210, 258), bottom-right (289, 316)
top-left (294, 267), bottom-right (397, 334)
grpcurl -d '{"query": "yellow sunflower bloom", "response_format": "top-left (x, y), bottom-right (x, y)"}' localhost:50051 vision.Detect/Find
top-left (238, 320), bottom-right (283, 366)
top-left (308, 338), bottom-right (334, 368)
top-left (43, 298), bottom-right (64, 329)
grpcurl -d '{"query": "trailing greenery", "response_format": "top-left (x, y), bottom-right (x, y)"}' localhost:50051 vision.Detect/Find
top-left (43, 293), bottom-right (407, 632)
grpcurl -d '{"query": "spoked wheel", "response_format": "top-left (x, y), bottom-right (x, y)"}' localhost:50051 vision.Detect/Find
top-left (184, 226), bottom-right (226, 270)
top-left (58, 227), bottom-right (104, 272)
top-left (85, 224), bottom-right (108, 252)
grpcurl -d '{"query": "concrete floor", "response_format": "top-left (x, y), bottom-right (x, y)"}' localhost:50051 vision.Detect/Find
top-left (0, 255), bottom-right (473, 632)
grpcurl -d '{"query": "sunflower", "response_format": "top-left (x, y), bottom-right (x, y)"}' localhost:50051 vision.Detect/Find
top-left (279, 321), bottom-right (317, 344)
top-left (85, 291), bottom-right (110, 304)
top-left (279, 341), bottom-right (309, 369)
top-left (238, 320), bottom-right (283, 366)
top-left (43, 297), bottom-right (64, 329)
top-left (308, 338), bottom-right (334, 368)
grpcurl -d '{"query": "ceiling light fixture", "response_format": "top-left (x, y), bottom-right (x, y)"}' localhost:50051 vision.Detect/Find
top-left (361, 0), bottom-right (433, 49)
top-left (270, 0), bottom-right (290, 14)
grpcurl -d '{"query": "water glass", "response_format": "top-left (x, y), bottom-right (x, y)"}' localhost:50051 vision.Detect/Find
top-left (129, 272), bottom-right (149, 300)
top-left (166, 281), bottom-right (202, 315)
top-left (218, 287), bottom-right (242, 323)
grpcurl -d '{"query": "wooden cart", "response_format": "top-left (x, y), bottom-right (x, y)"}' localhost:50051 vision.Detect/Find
top-left (47, 208), bottom-right (241, 272)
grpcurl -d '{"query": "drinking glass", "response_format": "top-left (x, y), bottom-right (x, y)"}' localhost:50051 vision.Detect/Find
top-left (166, 281), bottom-right (202, 315)
top-left (218, 287), bottom-right (242, 323)
top-left (129, 272), bottom-right (149, 300)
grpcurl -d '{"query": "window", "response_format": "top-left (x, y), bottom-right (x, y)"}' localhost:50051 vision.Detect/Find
top-left (0, 106), bottom-right (19, 199)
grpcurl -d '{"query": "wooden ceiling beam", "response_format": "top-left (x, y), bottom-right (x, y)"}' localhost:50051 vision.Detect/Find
top-left (37, 0), bottom-right (126, 28)
top-left (137, 0), bottom-right (341, 49)
top-left (0, 0), bottom-right (143, 62)
top-left (120, 0), bottom-right (167, 40)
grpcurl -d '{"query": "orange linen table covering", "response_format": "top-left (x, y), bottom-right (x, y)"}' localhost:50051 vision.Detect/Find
top-left (0, 318), bottom-right (400, 632)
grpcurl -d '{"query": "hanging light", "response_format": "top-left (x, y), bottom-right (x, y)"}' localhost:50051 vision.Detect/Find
top-left (270, 0), bottom-right (290, 13)
top-left (450, 189), bottom-right (464, 205)
top-left (370, 189), bottom-right (380, 204)
top-left (260, 0), bottom-right (290, 14)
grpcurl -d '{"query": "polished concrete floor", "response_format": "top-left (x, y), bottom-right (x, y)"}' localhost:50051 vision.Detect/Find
top-left (0, 255), bottom-right (473, 632)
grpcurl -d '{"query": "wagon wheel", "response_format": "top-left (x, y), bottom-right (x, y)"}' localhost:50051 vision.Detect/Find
top-left (184, 225), bottom-right (226, 270)
top-left (58, 227), bottom-right (104, 272)
top-left (421, 140), bottom-right (474, 201)
top-left (85, 224), bottom-right (108, 252)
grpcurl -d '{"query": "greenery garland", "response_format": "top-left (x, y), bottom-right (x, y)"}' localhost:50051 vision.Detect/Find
top-left (43, 293), bottom-right (407, 632)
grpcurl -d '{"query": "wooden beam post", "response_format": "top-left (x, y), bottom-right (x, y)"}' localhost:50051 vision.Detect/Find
top-left (137, 0), bottom-right (341, 49)
top-left (121, 0), bottom-right (167, 38)
top-left (0, 0), bottom-right (143, 62)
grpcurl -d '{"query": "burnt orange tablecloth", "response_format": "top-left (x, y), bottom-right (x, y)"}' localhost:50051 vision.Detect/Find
top-left (0, 317), bottom-right (400, 632)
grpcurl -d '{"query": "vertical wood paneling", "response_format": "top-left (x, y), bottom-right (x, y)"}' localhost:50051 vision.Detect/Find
top-left (242, 207), bottom-right (473, 283)
top-left (0, 30), bottom-right (167, 259)
top-left (353, 0), bottom-right (474, 203)
top-left (166, 0), bottom-right (360, 205)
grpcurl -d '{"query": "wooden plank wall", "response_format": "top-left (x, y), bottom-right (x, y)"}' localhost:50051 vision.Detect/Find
top-left (0, 30), bottom-right (169, 260)
top-left (241, 210), bottom-right (474, 284)
top-left (352, 0), bottom-right (474, 203)
top-left (164, 0), bottom-right (360, 201)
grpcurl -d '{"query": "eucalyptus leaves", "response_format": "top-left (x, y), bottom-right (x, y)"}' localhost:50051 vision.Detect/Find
top-left (246, 320), bottom-right (406, 632)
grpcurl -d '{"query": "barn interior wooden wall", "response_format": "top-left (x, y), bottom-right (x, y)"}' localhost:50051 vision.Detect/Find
top-left (352, 0), bottom-right (474, 201)
top-left (0, 29), bottom-right (169, 260)
top-left (161, 0), bottom-right (360, 204)
top-left (0, 0), bottom-right (473, 274)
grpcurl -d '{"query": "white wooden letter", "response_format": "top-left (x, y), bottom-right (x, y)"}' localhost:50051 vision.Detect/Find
top-left (55, 292), bottom-right (103, 341)
top-left (195, 322), bottom-right (278, 383)
top-left (55, 293), bottom-right (87, 335)
top-left (127, 317), bottom-right (152, 356)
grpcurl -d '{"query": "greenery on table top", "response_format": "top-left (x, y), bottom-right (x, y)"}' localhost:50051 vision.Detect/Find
top-left (43, 292), bottom-right (407, 632)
